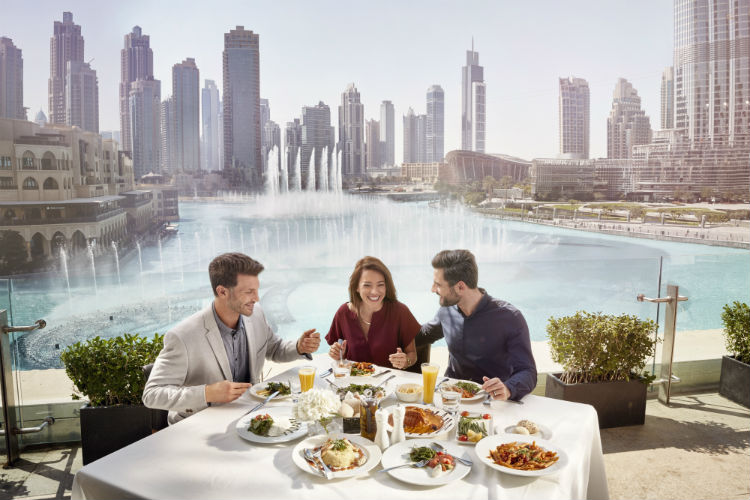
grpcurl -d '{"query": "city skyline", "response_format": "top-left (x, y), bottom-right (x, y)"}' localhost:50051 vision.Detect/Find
top-left (3, 1), bottom-right (673, 162)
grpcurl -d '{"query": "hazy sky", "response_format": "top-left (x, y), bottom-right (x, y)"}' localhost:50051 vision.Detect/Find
top-left (3, 0), bottom-right (673, 162)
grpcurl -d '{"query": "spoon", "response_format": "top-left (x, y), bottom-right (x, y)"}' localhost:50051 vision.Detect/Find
top-left (430, 441), bottom-right (473, 466)
top-left (338, 339), bottom-right (344, 365)
top-left (303, 448), bottom-right (331, 479)
top-left (378, 459), bottom-right (430, 473)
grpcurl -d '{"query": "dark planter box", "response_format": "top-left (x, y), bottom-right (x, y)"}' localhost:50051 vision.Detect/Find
top-left (545, 373), bottom-right (647, 429)
top-left (719, 355), bottom-right (750, 408)
top-left (80, 404), bottom-right (154, 465)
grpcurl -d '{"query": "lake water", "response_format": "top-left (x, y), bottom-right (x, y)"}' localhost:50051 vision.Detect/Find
top-left (6, 192), bottom-right (749, 370)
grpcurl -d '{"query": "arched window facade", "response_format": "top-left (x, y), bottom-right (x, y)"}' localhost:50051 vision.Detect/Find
top-left (23, 177), bottom-right (38, 190)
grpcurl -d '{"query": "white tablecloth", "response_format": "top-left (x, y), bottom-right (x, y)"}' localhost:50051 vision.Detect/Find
top-left (72, 358), bottom-right (609, 500)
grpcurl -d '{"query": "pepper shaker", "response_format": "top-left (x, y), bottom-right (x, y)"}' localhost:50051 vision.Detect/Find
top-left (391, 405), bottom-right (406, 444)
top-left (373, 409), bottom-right (390, 450)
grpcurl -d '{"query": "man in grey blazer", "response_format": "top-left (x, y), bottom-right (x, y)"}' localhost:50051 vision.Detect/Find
top-left (143, 253), bottom-right (320, 424)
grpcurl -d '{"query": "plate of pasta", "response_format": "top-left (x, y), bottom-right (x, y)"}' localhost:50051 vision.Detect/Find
top-left (474, 433), bottom-right (568, 477)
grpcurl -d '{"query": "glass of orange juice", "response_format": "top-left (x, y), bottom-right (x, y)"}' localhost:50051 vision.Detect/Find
top-left (421, 363), bottom-right (439, 404)
top-left (298, 366), bottom-right (316, 392)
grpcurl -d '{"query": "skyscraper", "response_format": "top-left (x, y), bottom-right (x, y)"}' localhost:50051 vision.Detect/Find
top-left (674, 0), bottom-right (748, 147)
top-left (559, 76), bottom-right (590, 159)
top-left (607, 78), bottom-right (651, 159)
top-left (129, 78), bottom-right (161, 179)
top-left (461, 41), bottom-right (485, 152)
top-left (285, 118), bottom-right (302, 186)
top-left (0, 37), bottom-right (24, 120)
top-left (379, 101), bottom-right (394, 167)
top-left (301, 101), bottom-right (335, 189)
top-left (172, 58), bottom-right (200, 172)
top-left (660, 66), bottom-right (674, 129)
top-left (223, 26), bottom-right (262, 189)
top-left (65, 61), bottom-right (98, 133)
top-left (366, 119), bottom-right (380, 170)
top-left (49, 12), bottom-right (84, 125)
top-left (260, 98), bottom-right (270, 148)
top-left (160, 96), bottom-right (175, 174)
top-left (120, 26), bottom-right (153, 152)
top-left (201, 80), bottom-right (222, 171)
top-left (403, 107), bottom-right (422, 164)
top-left (338, 83), bottom-right (364, 179)
top-left (426, 85), bottom-right (445, 162)
top-left (632, 0), bottom-right (749, 198)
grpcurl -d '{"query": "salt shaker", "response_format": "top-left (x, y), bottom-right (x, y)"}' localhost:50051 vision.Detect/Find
top-left (391, 405), bottom-right (406, 444)
top-left (373, 409), bottom-right (390, 450)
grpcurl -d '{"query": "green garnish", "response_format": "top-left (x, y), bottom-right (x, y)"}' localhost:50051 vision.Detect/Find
top-left (336, 383), bottom-right (376, 395)
top-left (458, 416), bottom-right (488, 437)
top-left (264, 381), bottom-right (291, 396)
top-left (350, 366), bottom-right (371, 376)
top-left (409, 446), bottom-right (437, 462)
top-left (455, 381), bottom-right (480, 395)
top-left (248, 414), bottom-right (274, 436)
top-left (331, 439), bottom-right (348, 451)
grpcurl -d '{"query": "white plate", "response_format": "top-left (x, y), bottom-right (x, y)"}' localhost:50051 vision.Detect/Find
top-left (249, 381), bottom-right (292, 400)
top-left (502, 422), bottom-right (553, 440)
top-left (439, 379), bottom-right (485, 402)
top-left (456, 412), bottom-right (494, 445)
top-left (380, 438), bottom-right (472, 486)
top-left (236, 408), bottom-right (307, 444)
top-left (474, 433), bottom-right (568, 477)
top-left (292, 435), bottom-right (382, 479)
top-left (384, 404), bottom-right (456, 438)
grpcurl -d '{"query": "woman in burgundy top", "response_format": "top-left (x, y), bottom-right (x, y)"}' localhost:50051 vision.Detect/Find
top-left (326, 256), bottom-right (421, 369)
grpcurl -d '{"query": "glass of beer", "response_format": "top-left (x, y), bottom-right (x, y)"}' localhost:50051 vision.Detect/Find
top-left (298, 366), bottom-right (316, 392)
top-left (421, 363), bottom-right (439, 404)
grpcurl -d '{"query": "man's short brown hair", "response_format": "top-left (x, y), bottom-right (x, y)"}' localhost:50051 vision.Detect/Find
top-left (431, 249), bottom-right (478, 289)
top-left (208, 253), bottom-right (264, 296)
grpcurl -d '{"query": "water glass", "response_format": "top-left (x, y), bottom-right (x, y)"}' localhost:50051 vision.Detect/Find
top-left (288, 379), bottom-right (302, 403)
top-left (333, 360), bottom-right (350, 379)
top-left (440, 388), bottom-right (461, 414)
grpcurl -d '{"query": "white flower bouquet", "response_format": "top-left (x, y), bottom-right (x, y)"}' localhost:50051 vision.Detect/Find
top-left (292, 388), bottom-right (342, 422)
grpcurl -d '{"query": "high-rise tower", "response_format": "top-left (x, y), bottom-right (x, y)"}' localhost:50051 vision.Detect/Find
top-left (172, 58), bottom-right (200, 172)
top-left (223, 26), bottom-right (262, 189)
top-left (338, 83), bottom-right (364, 178)
top-left (49, 12), bottom-right (84, 125)
top-left (559, 76), bottom-right (590, 159)
top-left (461, 40), bottom-right (485, 153)
top-left (301, 101), bottom-right (334, 189)
top-left (0, 37), bottom-right (24, 120)
top-left (201, 80), bottom-right (222, 171)
top-left (379, 101), bottom-right (394, 167)
top-left (660, 67), bottom-right (674, 130)
top-left (120, 26), bottom-right (154, 152)
top-left (65, 61), bottom-right (98, 133)
top-left (426, 85), bottom-right (444, 162)
top-left (607, 78), bottom-right (651, 159)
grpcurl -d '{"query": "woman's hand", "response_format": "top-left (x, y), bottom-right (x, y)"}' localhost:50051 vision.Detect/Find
top-left (328, 340), bottom-right (347, 360)
top-left (388, 347), bottom-right (410, 369)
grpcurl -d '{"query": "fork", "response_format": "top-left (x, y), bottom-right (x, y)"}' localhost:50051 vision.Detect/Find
top-left (303, 448), bottom-right (331, 479)
top-left (378, 459), bottom-right (430, 473)
top-left (430, 441), bottom-right (473, 466)
top-left (483, 393), bottom-right (492, 406)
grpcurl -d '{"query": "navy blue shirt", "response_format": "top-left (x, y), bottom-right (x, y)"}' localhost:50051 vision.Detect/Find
top-left (418, 290), bottom-right (537, 400)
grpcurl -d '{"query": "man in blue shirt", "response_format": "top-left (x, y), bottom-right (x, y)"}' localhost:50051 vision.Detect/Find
top-left (417, 249), bottom-right (537, 401)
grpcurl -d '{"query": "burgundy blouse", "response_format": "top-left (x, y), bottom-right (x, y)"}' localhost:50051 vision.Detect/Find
top-left (325, 301), bottom-right (421, 368)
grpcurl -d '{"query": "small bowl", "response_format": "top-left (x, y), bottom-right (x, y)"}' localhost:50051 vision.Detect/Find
top-left (396, 383), bottom-right (423, 403)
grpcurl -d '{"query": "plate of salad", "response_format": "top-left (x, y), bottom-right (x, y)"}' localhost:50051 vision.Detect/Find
top-left (249, 381), bottom-right (292, 400)
top-left (456, 410), bottom-right (493, 444)
top-left (440, 379), bottom-right (485, 402)
top-left (236, 407), bottom-right (307, 444)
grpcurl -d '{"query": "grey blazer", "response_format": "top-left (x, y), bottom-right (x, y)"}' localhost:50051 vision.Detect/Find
top-left (142, 303), bottom-right (302, 424)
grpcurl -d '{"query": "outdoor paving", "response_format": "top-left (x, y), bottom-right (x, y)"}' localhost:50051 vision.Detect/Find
top-left (2, 391), bottom-right (747, 500)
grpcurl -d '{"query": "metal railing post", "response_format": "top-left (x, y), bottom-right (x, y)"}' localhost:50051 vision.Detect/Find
top-left (1, 312), bottom-right (48, 467)
top-left (637, 285), bottom-right (688, 405)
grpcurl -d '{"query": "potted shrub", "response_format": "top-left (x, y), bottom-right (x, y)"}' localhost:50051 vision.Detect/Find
top-left (61, 333), bottom-right (163, 464)
top-left (719, 301), bottom-right (750, 408)
top-left (544, 312), bottom-right (657, 428)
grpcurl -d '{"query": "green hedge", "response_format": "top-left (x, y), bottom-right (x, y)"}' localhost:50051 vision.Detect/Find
top-left (722, 302), bottom-right (750, 364)
top-left (61, 333), bottom-right (164, 406)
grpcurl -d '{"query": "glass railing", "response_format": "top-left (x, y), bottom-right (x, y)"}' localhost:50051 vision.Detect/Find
top-left (1, 196), bottom-right (747, 447)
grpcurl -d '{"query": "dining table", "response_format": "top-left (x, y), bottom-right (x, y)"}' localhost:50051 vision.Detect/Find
top-left (71, 357), bottom-right (609, 499)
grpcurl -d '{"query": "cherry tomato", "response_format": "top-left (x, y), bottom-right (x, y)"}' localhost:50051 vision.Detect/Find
top-left (482, 413), bottom-right (491, 419)
top-left (458, 434), bottom-right (469, 442)
top-left (461, 410), bottom-right (470, 417)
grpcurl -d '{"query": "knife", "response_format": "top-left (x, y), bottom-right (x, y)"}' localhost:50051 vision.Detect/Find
top-left (375, 374), bottom-right (395, 389)
top-left (242, 390), bottom-right (280, 417)
top-left (373, 369), bottom-right (392, 378)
